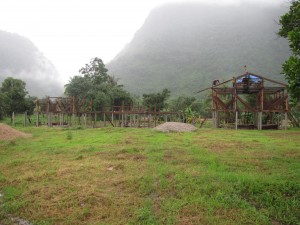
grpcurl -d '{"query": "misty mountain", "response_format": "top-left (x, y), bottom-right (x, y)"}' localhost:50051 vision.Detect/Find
top-left (107, 3), bottom-right (290, 97)
top-left (0, 30), bottom-right (63, 97)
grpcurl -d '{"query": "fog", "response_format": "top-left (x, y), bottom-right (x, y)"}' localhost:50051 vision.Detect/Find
top-left (0, 0), bottom-right (287, 86)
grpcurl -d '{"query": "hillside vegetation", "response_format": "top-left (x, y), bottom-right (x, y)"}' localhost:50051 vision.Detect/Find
top-left (108, 3), bottom-right (290, 97)
top-left (0, 30), bottom-right (63, 96)
top-left (0, 127), bottom-right (299, 224)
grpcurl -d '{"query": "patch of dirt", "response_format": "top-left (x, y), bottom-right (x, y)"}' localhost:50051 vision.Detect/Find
top-left (194, 140), bottom-right (262, 154)
top-left (116, 153), bottom-right (147, 161)
top-left (177, 204), bottom-right (207, 224)
top-left (266, 132), bottom-right (300, 138)
top-left (153, 122), bottom-right (197, 132)
top-left (0, 123), bottom-right (31, 141)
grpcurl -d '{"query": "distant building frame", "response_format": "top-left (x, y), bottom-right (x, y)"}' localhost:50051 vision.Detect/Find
top-left (33, 97), bottom-right (182, 128)
top-left (197, 71), bottom-right (299, 129)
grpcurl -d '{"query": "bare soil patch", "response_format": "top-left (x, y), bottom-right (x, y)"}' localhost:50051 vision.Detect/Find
top-left (0, 123), bottom-right (31, 140)
top-left (154, 122), bottom-right (197, 132)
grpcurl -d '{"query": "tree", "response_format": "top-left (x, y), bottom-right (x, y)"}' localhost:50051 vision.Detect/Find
top-left (0, 77), bottom-right (28, 117)
top-left (79, 57), bottom-right (109, 85)
top-left (64, 76), bottom-right (93, 98)
top-left (64, 57), bottom-right (132, 110)
top-left (278, 0), bottom-right (300, 104)
top-left (169, 96), bottom-right (196, 112)
top-left (0, 93), bottom-right (9, 119)
top-left (142, 88), bottom-right (171, 111)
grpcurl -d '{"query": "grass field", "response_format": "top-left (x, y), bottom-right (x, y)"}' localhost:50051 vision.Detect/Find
top-left (0, 126), bottom-right (299, 225)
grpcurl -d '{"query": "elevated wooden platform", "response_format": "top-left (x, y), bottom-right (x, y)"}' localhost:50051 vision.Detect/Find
top-left (197, 71), bottom-right (293, 130)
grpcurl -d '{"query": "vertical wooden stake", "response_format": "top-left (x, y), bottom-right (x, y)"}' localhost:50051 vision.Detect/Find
top-left (235, 111), bottom-right (238, 130)
top-left (104, 113), bottom-right (106, 127)
top-left (36, 111), bottom-right (39, 127)
top-left (24, 111), bottom-right (27, 127)
top-left (284, 112), bottom-right (288, 130)
top-left (12, 112), bottom-right (15, 126)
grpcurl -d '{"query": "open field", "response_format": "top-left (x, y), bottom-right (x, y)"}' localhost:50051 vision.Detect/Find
top-left (0, 126), bottom-right (299, 225)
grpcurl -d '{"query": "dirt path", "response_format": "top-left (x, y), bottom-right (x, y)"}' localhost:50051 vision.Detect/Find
top-left (0, 123), bottom-right (31, 141)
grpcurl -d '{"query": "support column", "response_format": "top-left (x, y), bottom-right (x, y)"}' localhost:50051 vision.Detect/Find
top-left (104, 113), bottom-right (106, 127)
top-left (284, 112), bottom-right (288, 130)
top-left (59, 113), bottom-right (63, 127)
top-left (48, 113), bottom-right (52, 127)
top-left (24, 111), bottom-right (27, 127)
top-left (258, 112), bottom-right (262, 130)
top-left (235, 111), bottom-right (238, 130)
top-left (121, 101), bottom-right (124, 127)
top-left (36, 111), bottom-right (39, 127)
top-left (83, 113), bottom-right (87, 128)
top-left (12, 112), bottom-right (15, 127)
top-left (216, 111), bottom-right (220, 128)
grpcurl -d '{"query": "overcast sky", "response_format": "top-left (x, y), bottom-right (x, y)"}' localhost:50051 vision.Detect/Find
top-left (0, 0), bottom-right (285, 83)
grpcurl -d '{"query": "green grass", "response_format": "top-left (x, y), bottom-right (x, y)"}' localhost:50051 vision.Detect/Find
top-left (0, 126), bottom-right (299, 224)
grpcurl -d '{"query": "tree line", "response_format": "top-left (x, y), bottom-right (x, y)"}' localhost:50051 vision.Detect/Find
top-left (0, 57), bottom-right (211, 121)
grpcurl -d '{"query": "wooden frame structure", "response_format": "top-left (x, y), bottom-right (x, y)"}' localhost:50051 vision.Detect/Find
top-left (34, 97), bottom-right (182, 128)
top-left (198, 71), bottom-right (299, 129)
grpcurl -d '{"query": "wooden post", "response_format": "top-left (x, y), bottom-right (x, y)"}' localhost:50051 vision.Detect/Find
top-left (257, 113), bottom-right (260, 130)
top-left (83, 113), bottom-right (87, 128)
top-left (35, 97), bottom-right (39, 127)
top-left (258, 112), bottom-right (262, 130)
top-left (11, 112), bottom-right (15, 126)
top-left (103, 113), bottom-right (106, 127)
top-left (234, 78), bottom-right (238, 129)
top-left (261, 80), bottom-right (264, 111)
top-left (216, 111), bottom-right (220, 128)
top-left (285, 94), bottom-right (289, 112)
top-left (36, 111), bottom-right (39, 127)
top-left (284, 112), bottom-right (288, 130)
top-left (48, 112), bottom-right (52, 127)
top-left (235, 111), bottom-right (238, 130)
top-left (154, 105), bottom-right (157, 127)
top-left (121, 101), bottom-right (124, 127)
top-left (148, 114), bottom-right (151, 128)
top-left (60, 113), bottom-right (62, 127)
top-left (129, 115), bottom-right (131, 127)
top-left (71, 96), bottom-right (75, 127)
top-left (212, 111), bottom-right (216, 128)
top-left (148, 109), bottom-right (150, 128)
top-left (72, 96), bottom-right (75, 114)
top-left (24, 111), bottom-right (27, 127)
top-left (46, 96), bottom-right (50, 114)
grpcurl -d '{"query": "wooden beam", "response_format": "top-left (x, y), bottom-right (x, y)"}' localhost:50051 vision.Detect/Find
top-left (212, 96), bottom-right (228, 111)
top-left (196, 78), bottom-right (234, 93)
top-left (236, 95), bottom-right (256, 112)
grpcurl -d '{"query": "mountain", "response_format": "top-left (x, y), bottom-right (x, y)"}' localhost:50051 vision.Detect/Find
top-left (0, 30), bottom-right (63, 97)
top-left (107, 3), bottom-right (290, 97)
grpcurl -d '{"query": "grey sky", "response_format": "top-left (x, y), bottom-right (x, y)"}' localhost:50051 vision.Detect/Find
top-left (0, 0), bottom-right (285, 83)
